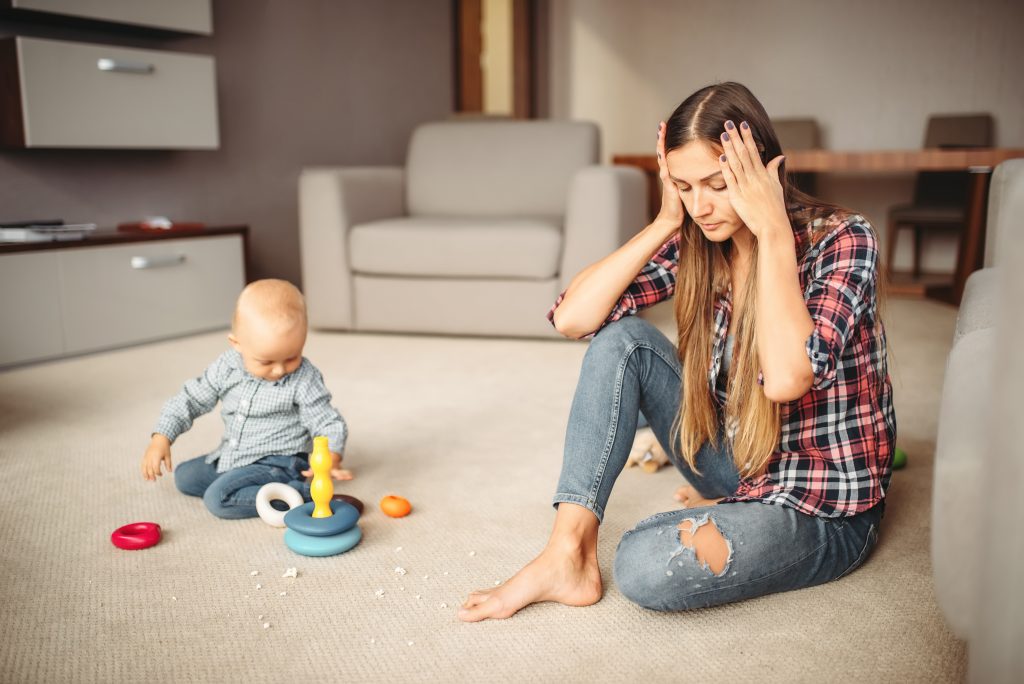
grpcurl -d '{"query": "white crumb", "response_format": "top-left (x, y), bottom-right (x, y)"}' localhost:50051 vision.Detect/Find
top-left (394, 566), bottom-right (407, 576)
top-left (423, 575), bottom-right (429, 580)
top-left (258, 615), bottom-right (263, 620)
top-left (407, 640), bottom-right (414, 646)
top-left (443, 571), bottom-right (449, 576)
top-left (263, 622), bottom-right (270, 629)
top-left (440, 602), bottom-right (447, 609)
top-left (171, 596), bottom-right (177, 601)
top-left (255, 584), bottom-right (262, 590)
top-left (250, 570), bottom-right (259, 576)
top-left (374, 588), bottom-right (385, 599)
top-left (370, 638), bottom-right (376, 644)
top-left (415, 594), bottom-right (421, 599)
top-left (279, 591), bottom-right (287, 596)
top-left (395, 547), bottom-right (402, 552)
top-left (468, 551), bottom-right (476, 556)
top-left (282, 567), bottom-right (298, 579)
top-left (399, 586), bottom-right (405, 591)
top-left (494, 580), bottom-right (501, 586)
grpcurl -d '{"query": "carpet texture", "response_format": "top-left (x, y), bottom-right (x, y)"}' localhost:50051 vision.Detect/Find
top-left (0, 298), bottom-right (964, 682)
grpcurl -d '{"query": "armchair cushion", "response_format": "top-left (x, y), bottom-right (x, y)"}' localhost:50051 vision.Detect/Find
top-left (406, 121), bottom-right (599, 217)
top-left (349, 216), bottom-right (563, 279)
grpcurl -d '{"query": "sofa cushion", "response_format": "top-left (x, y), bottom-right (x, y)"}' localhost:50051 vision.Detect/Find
top-left (405, 120), bottom-right (598, 218)
top-left (932, 326), bottom-right (996, 640)
top-left (348, 216), bottom-right (563, 279)
top-left (954, 267), bottom-right (998, 343)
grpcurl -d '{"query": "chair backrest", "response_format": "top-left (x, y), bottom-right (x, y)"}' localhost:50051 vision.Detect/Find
top-left (915, 114), bottom-right (995, 206)
top-left (405, 120), bottom-right (599, 218)
top-left (985, 158), bottom-right (1024, 268)
top-left (771, 118), bottom-right (821, 150)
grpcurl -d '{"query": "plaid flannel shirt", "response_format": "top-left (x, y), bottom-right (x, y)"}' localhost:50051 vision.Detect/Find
top-left (154, 350), bottom-right (348, 473)
top-left (548, 212), bottom-right (895, 518)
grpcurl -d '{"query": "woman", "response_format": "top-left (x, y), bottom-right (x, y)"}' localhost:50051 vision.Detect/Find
top-left (459, 82), bottom-right (895, 620)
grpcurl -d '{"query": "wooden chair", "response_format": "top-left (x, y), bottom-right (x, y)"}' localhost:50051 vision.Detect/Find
top-left (887, 114), bottom-right (994, 278)
top-left (772, 118), bottom-right (821, 195)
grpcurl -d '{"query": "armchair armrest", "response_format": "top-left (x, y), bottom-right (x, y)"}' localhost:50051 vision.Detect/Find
top-left (299, 167), bottom-right (405, 329)
top-left (560, 165), bottom-right (647, 290)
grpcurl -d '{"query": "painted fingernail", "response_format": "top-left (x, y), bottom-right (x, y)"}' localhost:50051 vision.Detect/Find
top-left (725, 120), bottom-right (735, 130)
top-left (721, 131), bottom-right (730, 141)
top-left (741, 121), bottom-right (749, 130)
top-left (720, 154), bottom-right (727, 162)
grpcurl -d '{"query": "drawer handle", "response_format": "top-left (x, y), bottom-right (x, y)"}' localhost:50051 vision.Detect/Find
top-left (131, 255), bottom-right (186, 269)
top-left (98, 58), bottom-right (155, 75)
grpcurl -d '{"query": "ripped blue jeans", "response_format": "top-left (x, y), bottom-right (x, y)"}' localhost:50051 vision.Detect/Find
top-left (553, 316), bottom-right (883, 611)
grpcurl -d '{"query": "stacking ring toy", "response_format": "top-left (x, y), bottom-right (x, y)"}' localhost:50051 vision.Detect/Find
top-left (256, 483), bottom-right (305, 527)
top-left (284, 525), bottom-right (362, 557)
top-left (283, 500), bottom-right (359, 537)
top-left (111, 522), bottom-right (162, 550)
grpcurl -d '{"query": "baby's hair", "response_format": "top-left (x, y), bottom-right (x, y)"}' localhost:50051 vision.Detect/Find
top-left (232, 279), bottom-right (307, 334)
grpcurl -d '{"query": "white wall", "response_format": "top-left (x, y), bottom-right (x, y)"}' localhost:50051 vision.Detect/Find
top-left (546, 0), bottom-right (1024, 273)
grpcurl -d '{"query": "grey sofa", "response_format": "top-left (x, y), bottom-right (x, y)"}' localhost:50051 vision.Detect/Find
top-left (931, 158), bottom-right (1024, 678)
top-left (298, 120), bottom-right (646, 337)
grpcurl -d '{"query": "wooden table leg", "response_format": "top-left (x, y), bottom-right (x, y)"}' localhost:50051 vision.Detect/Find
top-left (925, 168), bottom-right (992, 306)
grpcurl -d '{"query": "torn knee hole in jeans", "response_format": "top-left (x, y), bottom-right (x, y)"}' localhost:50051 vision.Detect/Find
top-left (668, 513), bottom-right (733, 577)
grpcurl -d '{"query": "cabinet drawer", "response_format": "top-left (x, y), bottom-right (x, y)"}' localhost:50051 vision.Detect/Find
top-left (0, 251), bottom-right (64, 366)
top-left (3, 37), bottom-right (219, 149)
top-left (7, 0), bottom-right (213, 35)
top-left (58, 235), bottom-right (244, 354)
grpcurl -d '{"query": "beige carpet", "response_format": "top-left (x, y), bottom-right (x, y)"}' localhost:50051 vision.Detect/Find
top-left (0, 298), bottom-right (965, 682)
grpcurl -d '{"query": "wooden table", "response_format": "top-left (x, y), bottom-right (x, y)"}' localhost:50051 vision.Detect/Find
top-left (613, 149), bottom-right (1024, 305)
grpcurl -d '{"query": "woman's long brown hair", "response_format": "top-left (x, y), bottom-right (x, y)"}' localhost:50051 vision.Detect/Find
top-left (665, 82), bottom-right (865, 478)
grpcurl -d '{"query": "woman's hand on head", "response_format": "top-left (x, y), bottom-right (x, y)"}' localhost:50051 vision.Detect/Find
top-left (718, 120), bottom-right (790, 239)
top-left (654, 121), bottom-right (685, 233)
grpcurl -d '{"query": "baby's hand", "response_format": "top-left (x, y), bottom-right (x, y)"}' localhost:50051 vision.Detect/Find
top-left (142, 434), bottom-right (173, 481)
top-left (302, 451), bottom-right (354, 481)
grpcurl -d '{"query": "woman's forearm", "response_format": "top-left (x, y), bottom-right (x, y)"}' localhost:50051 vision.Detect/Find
top-left (755, 228), bottom-right (815, 401)
top-left (553, 220), bottom-right (679, 338)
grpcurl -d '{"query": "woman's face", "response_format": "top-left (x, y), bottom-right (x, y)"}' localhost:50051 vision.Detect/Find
top-left (665, 139), bottom-right (745, 243)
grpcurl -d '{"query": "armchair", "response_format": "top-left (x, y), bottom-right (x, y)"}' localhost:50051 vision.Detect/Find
top-left (299, 120), bottom-right (646, 337)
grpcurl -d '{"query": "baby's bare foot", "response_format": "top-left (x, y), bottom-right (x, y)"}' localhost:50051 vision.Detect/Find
top-left (458, 544), bottom-right (602, 622)
top-left (673, 484), bottom-right (724, 508)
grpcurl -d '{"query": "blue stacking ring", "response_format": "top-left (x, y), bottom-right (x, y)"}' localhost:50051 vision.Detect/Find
top-left (283, 500), bottom-right (359, 537)
top-left (284, 525), bottom-right (362, 557)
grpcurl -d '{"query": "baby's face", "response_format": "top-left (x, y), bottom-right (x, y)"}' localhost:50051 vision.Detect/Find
top-left (229, 317), bottom-right (306, 382)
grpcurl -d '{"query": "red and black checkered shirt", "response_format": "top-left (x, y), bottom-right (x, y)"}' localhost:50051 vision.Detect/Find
top-left (548, 212), bottom-right (895, 518)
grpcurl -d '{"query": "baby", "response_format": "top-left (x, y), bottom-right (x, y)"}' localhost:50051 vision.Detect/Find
top-left (141, 279), bottom-right (351, 519)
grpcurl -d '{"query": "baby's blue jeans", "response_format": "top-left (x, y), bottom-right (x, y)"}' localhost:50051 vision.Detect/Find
top-left (553, 316), bottom-right (884, 612)
top-left (174, 453), bottom-right (310, 519)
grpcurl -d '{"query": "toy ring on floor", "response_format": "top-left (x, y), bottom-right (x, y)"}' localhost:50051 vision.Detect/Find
top-left (284, 525), bottom-right (362, 557)
top-left (255, 483), bottom-right (305, 527)
top-left (111, 522), bottom-right (162, 550)
top-left (283, 500), bottom-right (359, 537)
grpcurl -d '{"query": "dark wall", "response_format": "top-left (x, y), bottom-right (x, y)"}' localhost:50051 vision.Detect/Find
top-left (0, 0), bottom-right (454, 284)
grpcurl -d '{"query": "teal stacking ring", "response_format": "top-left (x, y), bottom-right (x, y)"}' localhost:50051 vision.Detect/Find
top-left (283, 500), bottom-right (359, 537)
top-left (284, 525), bottom-right (362, 557)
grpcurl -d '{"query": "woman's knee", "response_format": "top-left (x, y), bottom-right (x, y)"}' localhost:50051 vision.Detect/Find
top-left (586, 317), bottom-right (667, 364)
top-left (613, 530), bottom-right (683, 612)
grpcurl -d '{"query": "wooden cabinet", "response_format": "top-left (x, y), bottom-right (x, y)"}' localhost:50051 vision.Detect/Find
top-left (0, 36), bottom-right (219, 149)
top-left (0, 227), bottom-right (247, 367)
top-left (1, 0), bottom-right (212, 35)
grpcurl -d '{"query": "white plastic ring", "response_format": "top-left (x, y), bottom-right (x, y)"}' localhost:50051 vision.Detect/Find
top-left (256, 483), bottom-right (305, 527)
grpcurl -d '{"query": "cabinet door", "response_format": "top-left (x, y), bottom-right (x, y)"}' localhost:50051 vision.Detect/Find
top-left (12, 37), bottom-right (219, 149)
top-left (8, 0), bottom-right (212, 35)
top-left (58, 235), bottom-right (244, 354)
top-left (0, 251), bottom-right (64, 366)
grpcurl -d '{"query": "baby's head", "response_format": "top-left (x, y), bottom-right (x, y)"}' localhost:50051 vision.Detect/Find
top-left (228, 279), bottom-right (308, 381)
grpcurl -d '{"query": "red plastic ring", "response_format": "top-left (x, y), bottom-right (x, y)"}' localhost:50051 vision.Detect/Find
top-left (111, 522), bottom-right (162, 550)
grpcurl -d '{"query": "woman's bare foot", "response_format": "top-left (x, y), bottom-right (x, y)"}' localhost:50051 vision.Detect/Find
top-left (458, 540), bottom-right (603, 622)
top-left (673, 484), bottom-right (724, 508)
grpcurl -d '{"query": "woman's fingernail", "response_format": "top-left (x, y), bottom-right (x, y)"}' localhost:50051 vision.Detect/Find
top-left (720, 154), bottom-right (727, 162)
top-left (721, 131), bottom-right (730, 141)
top-left (741, 121), bottom-right (749, 130)
top-left (725, 120), bottom-right (735, 130)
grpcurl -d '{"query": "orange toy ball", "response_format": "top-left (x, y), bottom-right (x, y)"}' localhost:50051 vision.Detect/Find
top-left (379, 495), bottom-right (412, 518)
